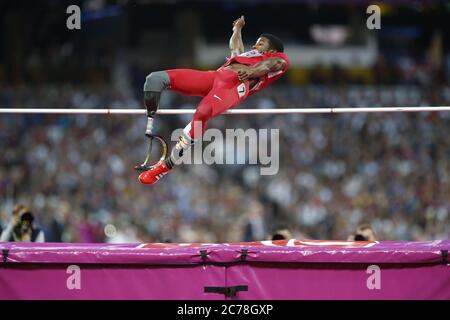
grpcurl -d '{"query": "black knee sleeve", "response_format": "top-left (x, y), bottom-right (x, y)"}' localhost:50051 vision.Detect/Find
top-left (144, 91), bottom-right (161, 117)
top-left (143, 71), bottom-right (170, 118)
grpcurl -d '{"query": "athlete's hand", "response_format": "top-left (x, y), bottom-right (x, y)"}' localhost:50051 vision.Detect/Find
top-left (232, 15), bottom-right (245, 31)
top-left (237, 68), bottom-right (253, 82)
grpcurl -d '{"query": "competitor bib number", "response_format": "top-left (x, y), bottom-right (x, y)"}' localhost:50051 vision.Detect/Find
top-left (237, 83), bottom-right (246, 98)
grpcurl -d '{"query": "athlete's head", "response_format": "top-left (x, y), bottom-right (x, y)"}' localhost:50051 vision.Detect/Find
top-left (253, 34), bottom-right (284, 53)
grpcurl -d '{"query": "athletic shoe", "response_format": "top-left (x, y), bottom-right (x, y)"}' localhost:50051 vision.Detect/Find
top-left (138, 162), bottom-right (170, 185)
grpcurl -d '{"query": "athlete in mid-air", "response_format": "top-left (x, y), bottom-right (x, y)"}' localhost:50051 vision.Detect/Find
top-left (138, 15), bottom-right (289, 185)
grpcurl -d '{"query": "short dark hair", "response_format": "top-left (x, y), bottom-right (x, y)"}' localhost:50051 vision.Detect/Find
top-left (20, 211), bottom-right (34, 222)
top-left (355, 224), bottom-right (377, 241)
top-left (260, 33), bottom-right (284, 52)
top-left (271, 233), bottom-right (287, 240)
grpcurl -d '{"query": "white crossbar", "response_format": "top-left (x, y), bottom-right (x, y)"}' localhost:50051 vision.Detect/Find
top-left (0, 107), bottom-right (450, 115)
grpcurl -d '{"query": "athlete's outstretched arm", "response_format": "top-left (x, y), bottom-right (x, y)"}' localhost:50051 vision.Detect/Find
top-left (237, 57), bottom-right (286, 82)
top-left (229, 15), bottom-right (245, 57)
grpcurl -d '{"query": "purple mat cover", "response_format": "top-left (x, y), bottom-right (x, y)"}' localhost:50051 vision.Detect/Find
top-left (1, 240), bottom-right (449, 299)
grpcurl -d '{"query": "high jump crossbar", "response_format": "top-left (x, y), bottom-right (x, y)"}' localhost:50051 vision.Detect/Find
top-left (0, 107), bottom-right (450, 115)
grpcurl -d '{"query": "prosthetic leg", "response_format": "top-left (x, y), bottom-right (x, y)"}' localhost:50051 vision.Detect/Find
top-left (135, 71), bottom-right (171, 172)
top-left (134, 91), bottom-right (168, 171)
top-left (138, 125), bottom-right (195, 185)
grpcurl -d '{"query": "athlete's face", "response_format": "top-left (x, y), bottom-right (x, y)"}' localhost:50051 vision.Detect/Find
top-left (252, 37), bottom-right (273, 53)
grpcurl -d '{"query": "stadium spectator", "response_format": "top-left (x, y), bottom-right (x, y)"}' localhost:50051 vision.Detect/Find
top-left (269, 225), bottom-right (293, 241)
top-left (347, 224), bottom-right (378, 241)
top-left (0, 205), bottom-right (45, 242)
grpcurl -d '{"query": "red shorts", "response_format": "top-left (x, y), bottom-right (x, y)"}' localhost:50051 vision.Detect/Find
top-left (166, 69), bottom-right (249, 139)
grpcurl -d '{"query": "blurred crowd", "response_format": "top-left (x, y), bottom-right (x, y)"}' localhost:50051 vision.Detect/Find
top-left (1, 81), bottom-right (449, 243)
